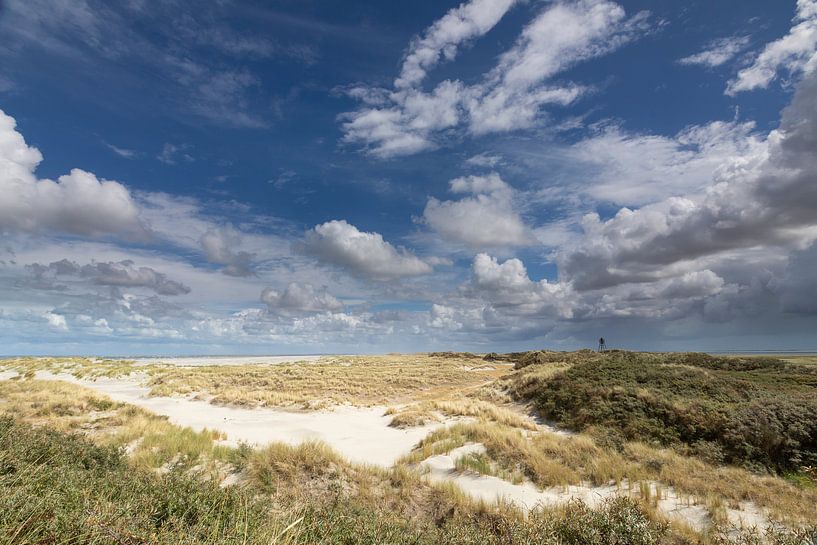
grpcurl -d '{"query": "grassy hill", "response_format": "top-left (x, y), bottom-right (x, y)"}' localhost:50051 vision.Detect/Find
top-left (503, 351), bottom-right (817, 474)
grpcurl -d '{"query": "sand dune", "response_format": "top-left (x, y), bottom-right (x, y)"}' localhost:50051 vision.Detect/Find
top-left (36, 371), bottom-right (450, 467)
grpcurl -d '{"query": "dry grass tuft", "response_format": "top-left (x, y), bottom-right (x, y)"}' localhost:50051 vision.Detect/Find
top-left (145, 354), bottom-right (510, 409)
top-left (386, 396), bottom-right (537, 430)
top-left (0, 378), bottom-right (231, 472)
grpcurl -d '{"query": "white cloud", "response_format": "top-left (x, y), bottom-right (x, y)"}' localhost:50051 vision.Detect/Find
top-left (105, 142), bottom-right (138, 158)
top-left (157, 142), bottom-right (194, 164)
top-left (464, 152), bottom-right (502, 168)
top-left (0, 110), bottom-right (148, 240)
top-left (465, 0), bottom-right (647, 135)
top-left (678, 36), bottom-right (749, 68)
top-left (261, 282), bottom-right (343, 313)
top-left (301, 220), bottom-right (435, 279)
top-left (44, 311), bottom-right (68, 331)
top-left (558, 71), bottom-right (817, 292)
top-left (727, 0), bottom-right (817, 94)
top-left (423, 173), bottom-right (534, 248)
top-left (468, 253), bottom-right (574, 318)
top-left (395, 0), bottom-right (519, 90)
top-left (340, 0), bottom-right (649, 158)
top-left (200, 226), bottom-right (255, 277)
top-left (558, 120), bottom-right (763, 205)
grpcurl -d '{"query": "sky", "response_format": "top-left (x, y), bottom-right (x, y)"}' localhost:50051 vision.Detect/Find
top-left (1, 0), bottom-right (816, 356)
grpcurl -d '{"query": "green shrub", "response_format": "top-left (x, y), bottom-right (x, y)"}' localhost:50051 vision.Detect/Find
top-left (511, 351), bottom-right (817, 472)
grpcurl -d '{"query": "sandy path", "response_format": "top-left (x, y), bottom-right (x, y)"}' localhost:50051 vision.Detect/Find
top-left (35, 371), bottom-right (449, 467)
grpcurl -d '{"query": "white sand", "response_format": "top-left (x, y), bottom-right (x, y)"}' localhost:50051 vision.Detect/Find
top-left (35, 371), bottom-right (448, 467)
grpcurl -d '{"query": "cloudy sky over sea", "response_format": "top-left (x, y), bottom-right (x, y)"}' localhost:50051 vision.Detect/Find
top-left (1, 0), bottom-right (816, 355)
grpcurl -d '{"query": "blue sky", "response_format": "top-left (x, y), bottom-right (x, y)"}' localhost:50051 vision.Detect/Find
top-left (1, 0), bottom-right (816, 355)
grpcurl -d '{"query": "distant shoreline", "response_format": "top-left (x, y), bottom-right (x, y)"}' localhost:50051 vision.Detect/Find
top-left (3, 350), bottom-right (817, 359)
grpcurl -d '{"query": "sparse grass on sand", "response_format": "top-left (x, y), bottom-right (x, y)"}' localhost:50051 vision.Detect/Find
top-left (0, 356), bottom-right (142, 379)
top-left (0, 378), bottom-right (231, 472)
top-left (399, 418), bottom-right (817, 526)
top-left (3, 415), bottom-right (815, 544)
top-left (143, 354), bottom-right (509, 408)
top-left (1, 354), bottom-right (512, 409)
top-left (386, 396), bottom-right (537, 429)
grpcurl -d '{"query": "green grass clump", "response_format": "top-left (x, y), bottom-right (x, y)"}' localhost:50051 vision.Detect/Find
top-left (0, 416), bottom-right (288, 544)
top-left (0, 416), bottom-right (678, 544)
top-left (509, 350), bottom-right (817, 472)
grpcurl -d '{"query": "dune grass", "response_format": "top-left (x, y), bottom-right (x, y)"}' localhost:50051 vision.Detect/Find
top-left (505, 350), bottom-right (817, 473)
top-left (0, 378), bottom-right (231, 472)
top-left (144, 354), bottom-right (509, 409)
top-left (386, 396), bottom-right (538, 429)
top-left (398, 416), bottom-right (817, 527)
top-left (0, 356), bottom-right (142, 379)
top-left (3, 350), bottom-right (817, 543)
top-left (0, 416), bottom-right (704, 545)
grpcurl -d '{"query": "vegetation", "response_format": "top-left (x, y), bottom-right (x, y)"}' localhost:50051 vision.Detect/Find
top-left (507, 350), bottom-right (817, 473)
top-left (2, 350), bottom-right (817, 543)
top-left (0, 354), bottom-right (511, 409)
top-left (398, 420), bottom-right (817, 525)
top-left (0, 416), bottom-right (686, 544)
top-left (386, 396), bottom-right (538, 430)
top-left (0, 378), bottom-right (232, 472)
top-left (0, 417), bottom-right (288, 544)
top-left (144, 354), bottom-right (509, 408)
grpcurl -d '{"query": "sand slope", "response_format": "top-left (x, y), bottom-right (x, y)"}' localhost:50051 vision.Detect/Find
top-left (37, 371), bottom-right (447, 466)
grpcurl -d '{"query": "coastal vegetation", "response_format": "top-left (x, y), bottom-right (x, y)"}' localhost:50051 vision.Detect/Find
top-left (1, 350), bottom-right (816, 543)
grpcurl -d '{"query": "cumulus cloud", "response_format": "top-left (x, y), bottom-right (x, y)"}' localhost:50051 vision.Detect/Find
top-left (340, 0), bottom-right (649, 158)
top-left (261, 282), bottom-right (343, 313)
top-left (26, 259), bottom-right (190, 296)
top-left (727, 0), bottom-right (817, 94)
top-left (200, 226), bottom-right (256, 277)
top-left (678, 35), bottom-right (749, 68)
top-left (558, 70), bottom-right (817, 291)
top-left (300, 220), bottom-right (435, 280)
top-left (423, 173), bottom-right (535, 248)
top-left (775, 241), bottom-right (817, 314)
top-left (0, 110), bottom-right (148, 239)
top-left (467, 253), bottom-right (574, 317)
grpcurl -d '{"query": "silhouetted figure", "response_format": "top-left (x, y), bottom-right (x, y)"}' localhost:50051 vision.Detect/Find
top-left (598, 337), bottom-right (607, 352)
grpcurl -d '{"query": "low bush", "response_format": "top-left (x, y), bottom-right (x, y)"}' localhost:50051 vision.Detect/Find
top-left (510, 351), bottom-right (817, 472)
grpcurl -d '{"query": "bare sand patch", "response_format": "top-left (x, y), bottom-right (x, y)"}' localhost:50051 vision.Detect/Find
top-left (36, 371), bottom-right (454, 467)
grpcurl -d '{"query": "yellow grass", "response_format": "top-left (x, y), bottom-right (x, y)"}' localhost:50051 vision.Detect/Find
top-left (0, 356), bottom-right (142, 379)
top-left (387, 396), bottom-right (537, 430)
top-left (0, 378), bottom-right (230, 472)
top-left (145, 354), bottom-right (510, 409)
top-left (398, 418), bottom-right (817, 526)
top-left (4, 352), bottom-right (817, 537)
